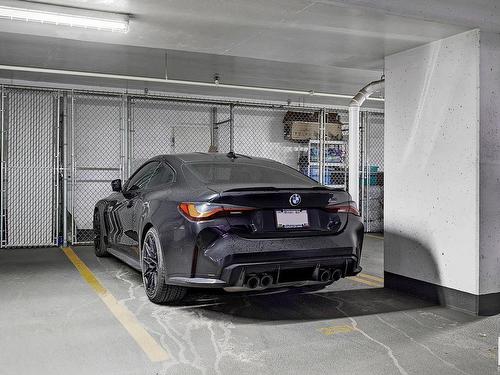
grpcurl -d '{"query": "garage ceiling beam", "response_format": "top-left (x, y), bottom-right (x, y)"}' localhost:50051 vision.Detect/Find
top-left (0, 64), bottom-right (384, 102)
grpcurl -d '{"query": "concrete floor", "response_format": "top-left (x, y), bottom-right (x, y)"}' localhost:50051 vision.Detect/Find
top-left (0, 235), bottom-right (498, 375)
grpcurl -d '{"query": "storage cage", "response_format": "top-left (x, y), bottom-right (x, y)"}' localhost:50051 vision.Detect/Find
top-left (0, 85), bottom-right (384, 247)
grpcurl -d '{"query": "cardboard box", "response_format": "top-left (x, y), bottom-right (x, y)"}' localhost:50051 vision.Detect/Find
top-left (290, 121), bottom-right (343, 141)
top-left (325, 123), bottom-right (342, 141)
top-left (283, 111), bottom-right (344, 142)
top-left (291, 121), bottom-right (319, 140)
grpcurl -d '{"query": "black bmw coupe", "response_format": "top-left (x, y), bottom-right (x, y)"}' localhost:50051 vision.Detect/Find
top-left (94, 152), bottom-right (364, 304)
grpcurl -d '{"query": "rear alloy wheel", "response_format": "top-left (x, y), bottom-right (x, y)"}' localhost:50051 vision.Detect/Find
top-left (93, 209), bottom-right (109, 257)
top-left (141, 227), bottom-right (187, 304)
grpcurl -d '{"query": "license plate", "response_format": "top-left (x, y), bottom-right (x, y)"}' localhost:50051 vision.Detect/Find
top-left (275, 209), bottom-right (309, 229)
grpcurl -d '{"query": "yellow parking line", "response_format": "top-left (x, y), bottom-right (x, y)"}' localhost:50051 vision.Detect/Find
top-left (365, 234), bottom-right (383, 240)
top-left (62, 247), bottom-right (169, 363)
top-left (319, 324), bottom-right (355, 336)
top-left (358, 273), bottom-right (384, 283)
top-left (349, 276), bottom-right (383, 288)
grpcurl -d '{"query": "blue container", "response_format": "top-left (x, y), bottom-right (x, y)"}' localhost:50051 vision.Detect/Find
top-left (367, 166), bottom-right (379, 186)
top-left (309, 166), bottom-right (320, 182)
top-left (360, 166), bottom-right (379, 185)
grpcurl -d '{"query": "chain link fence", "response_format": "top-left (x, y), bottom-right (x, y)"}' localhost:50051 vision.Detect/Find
top-left (130, 99), bottom-right (232, 172)
top-left (0, 88), bottom-right (60, 247)
top-left (70, 93), bottom-right (124, 243)
top-left (0, 85), bottom-right (384, 247)
top-left (235, 107), bottom-right (310, 177)
top-left (234, 107), bottom-right (349, 188)
top-left (360, 111), bottom-right (384, 232)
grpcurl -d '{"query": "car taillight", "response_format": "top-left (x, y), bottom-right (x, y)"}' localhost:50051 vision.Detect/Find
top-left (325, 201), bottom-right (360, 216)
top-left (179, 202), bottom-right (255, 221)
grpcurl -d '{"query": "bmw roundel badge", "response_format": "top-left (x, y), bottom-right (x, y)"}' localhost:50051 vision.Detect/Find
top-left (289, 193), bottom-right (301, 206)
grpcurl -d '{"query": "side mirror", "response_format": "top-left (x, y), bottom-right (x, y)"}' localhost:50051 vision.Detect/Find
top-left (111, 179), bottom-right (122, 192)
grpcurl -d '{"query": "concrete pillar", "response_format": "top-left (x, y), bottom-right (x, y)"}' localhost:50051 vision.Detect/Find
top-left (478, 31), bottom-right (500, 314)
top-left (384, 29), bottom-right (500, 315)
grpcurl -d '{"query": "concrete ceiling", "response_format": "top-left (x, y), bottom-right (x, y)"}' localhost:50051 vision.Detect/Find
top-left (0, 31), bottom-right (383, 106)
top-left (0, 0), bottom-right (475, 69)
top-left (0, 0), bottom-right (492, 102)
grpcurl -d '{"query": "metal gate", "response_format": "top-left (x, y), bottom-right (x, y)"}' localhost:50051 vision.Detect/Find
top-left (0, 84), bottom-right (384, 247)
top-left (70, 93), bottom-right (124, 244)
top-left (360, 111), bottom-right (384, 232)
top-left (0, 88), bottom-right (60, 247)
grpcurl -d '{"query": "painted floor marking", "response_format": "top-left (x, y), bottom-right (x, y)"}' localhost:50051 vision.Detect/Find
top-left (62, 247), bottom-right (169, 362)
top-left (319, 324), bottom-right (356, 336)
top-left (349, 274), bottom-right (383, 287)
top-left (358, 273), bottom-right (384, 283)
top-left (365, 234), bottom-right (384, 240)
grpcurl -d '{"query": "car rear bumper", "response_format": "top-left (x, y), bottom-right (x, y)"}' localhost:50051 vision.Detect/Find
top-left (166, 217), bottom-right (364, 289)
top-left (168, 254), bottom-right (362, 290)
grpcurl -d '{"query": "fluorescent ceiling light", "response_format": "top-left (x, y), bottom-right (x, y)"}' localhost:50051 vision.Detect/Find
top-left (0, 5), bottom-right (129, 32)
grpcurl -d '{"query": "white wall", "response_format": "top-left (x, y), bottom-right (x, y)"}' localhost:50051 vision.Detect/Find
top-left (479, 31), bottom-right (500, 295)
top-left (385, 30), bottom-right (480, 294)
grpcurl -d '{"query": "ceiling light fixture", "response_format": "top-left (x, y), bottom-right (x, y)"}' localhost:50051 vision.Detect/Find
top-left (0, 4), bottom-right (129, 33)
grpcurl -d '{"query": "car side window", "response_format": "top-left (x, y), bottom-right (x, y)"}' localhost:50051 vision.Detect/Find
top-left (126, 162), bottom-right (159, 191)
top-left (147, 163), bottom-right (175, 188)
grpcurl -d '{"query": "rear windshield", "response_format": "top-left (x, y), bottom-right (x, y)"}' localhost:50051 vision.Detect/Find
top-left (184, 161), bottom-right (317, 185)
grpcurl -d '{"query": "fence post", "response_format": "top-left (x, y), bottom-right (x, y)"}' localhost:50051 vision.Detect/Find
top-left (120, 95), bottom-right (126, 181)
top-left (360, 111), bottom-right (367, 227)
top-left (54, 91), bottom-right (61, 246)
top-left (319, 109), bottom-right (325, 185)
top-left (211, 107), bottom-right (218, 150)
top-left (365, 111), bottom-right (371, 232)
top-left (62, 92), bottom-right (68, 246)
top-left (70, 91), bottom-right (76, 244)
top-left (127, 96), bottom-right (133, 177)
top-left (229, 104), bottom-right (234, 153)
top-left (0, 86), bottom-right (4, 248)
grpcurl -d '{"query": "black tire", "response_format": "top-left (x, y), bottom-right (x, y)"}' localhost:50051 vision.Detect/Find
top-left (141, 227), bottom-right (187, 304)
top-left (93, 209), bottom-right (109, 257)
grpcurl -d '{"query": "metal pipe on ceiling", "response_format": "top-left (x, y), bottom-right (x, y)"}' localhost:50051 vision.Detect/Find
top-left (348, 78), bottom-right (385, 207)
top-left (0, 64), bottom-right (385, 102)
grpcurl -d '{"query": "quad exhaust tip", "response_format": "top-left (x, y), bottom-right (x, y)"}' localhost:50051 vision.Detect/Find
top-left (245, 268), bottom-right (342, 289)
top-left (245, 273), bottom-right (274, 289)
top-left (319, 269), bottom-right (332, 282)
top-left (246, 275), bottom-right (260, 289)
top-left (260, 274), bottom-right (273, 288)
top-left (332, 269), bottom-right (342, 281)
top-left (316, 268), bottom-right (343, 282)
